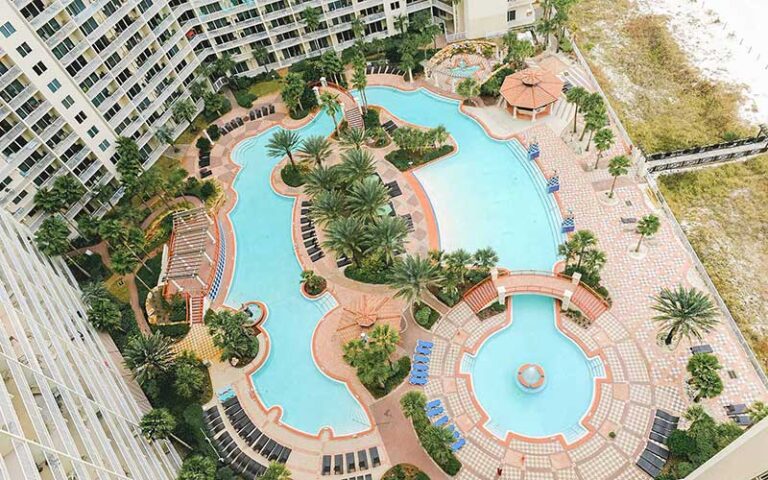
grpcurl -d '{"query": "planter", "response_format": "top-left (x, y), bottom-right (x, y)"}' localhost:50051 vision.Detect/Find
top-left (302, 280), bottom-right (327, 299)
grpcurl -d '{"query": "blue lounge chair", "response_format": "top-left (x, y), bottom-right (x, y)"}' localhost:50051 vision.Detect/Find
top-left (426, 407), bottom-right (443, 418)
top-left (451, 438), bottom-right (465, 451)
top-left (409, 377), bottom-right (427, 385)
top-left (426, 399), bottom-right (441, 409)
top-left (434, 415), bottom-right (449, 427)
top-left (412, 364), bottom-right (428, 373)
top-left (413, 354), bottom-right (430, 364)
top-left (415, 345), bottom-right (431, 356)
top-left (417, 340), bottom-right (434, 349)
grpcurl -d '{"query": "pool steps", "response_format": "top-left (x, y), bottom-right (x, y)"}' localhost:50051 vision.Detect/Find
top-left (587, 356), bottom-right (606, 379)
top-left (312, 294), bottom-right (338, 315)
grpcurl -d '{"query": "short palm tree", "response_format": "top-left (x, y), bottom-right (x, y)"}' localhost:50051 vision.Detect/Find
top-left (388, 255), bottom-right (443, 304)
top-left (748, 401), bottom-right (768, 423)
top-left (559, 230), bottom-right (597, 269)
top-left (472, 247), bottom-right (499, 271)
top-left (431, 125), bottom-right (449, 147)
top-left (81, 282), bottom-right (109, 306)
top-left (319, 92), bottom-right (342, 135)
top-left (123, 332), bottom-right (175, 386)
top-left (565, 86), bottom-right (589, 134)
top-left (607, 155), bottom-right (631, 198)
top-left (368, 323), bottom-right (399, 358)
top-left (348, 177), bottom-right (390, 223)
top-left (262, 462), bottom-right (292, 480)
top-left (635, 214), bottom-right (660, 252)
top-left (338, 148), bottom-right (376, 184)
top-left (652, 286), bottom-right (719, 347)
top-left (400, 390), bottom-right (427, 418)
top-left (303, 165), bottom-right (342, 197)
top-left (340, 128), bottom-right (366, 150)
top-left (87, 297), bottom-right (122, 332)
top-left (35, 216), bottom-right (71, 256)
top-left (445, 249), bottom-right (472, 284)
top-left (298, 135), bottom-right (332, 166)
top-left (140, 408), bottom-right (176, 441)
top-left (323, 217), bottom-right (366, 264)
top-left (365, 216), bottom-right (408, 265)
top-left (456, 78), bottom-right (480, 105)
top-left (593, 128), bottom-right (615, 169)
top-left (309, 189), bottom-right (346, 225)
top-left (267, 129), bottom-right (302, 167)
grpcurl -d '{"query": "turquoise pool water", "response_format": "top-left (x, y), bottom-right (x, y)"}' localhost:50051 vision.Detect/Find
top-left (462, 295), bottom-right (604, 442)
top-left (227, 115), bottom-right (370, 436)
top-left (450, 64), bottom-right (481, 78)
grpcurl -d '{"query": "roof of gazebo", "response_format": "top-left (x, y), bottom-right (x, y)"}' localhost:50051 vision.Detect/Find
top-left (500, 67), bottom-right (564, 110)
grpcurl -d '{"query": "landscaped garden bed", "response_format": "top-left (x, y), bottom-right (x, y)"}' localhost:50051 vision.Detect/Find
top-left (400, 391), bottom-right (462, 476)
top-left (477, 301), bottom-right (506, 320)
top-left (382, 464), bottom-right (430, 480)
top-left (413, 303), bottom-right (440, 329)
top-left (385, 126), bottom-right (454, 171)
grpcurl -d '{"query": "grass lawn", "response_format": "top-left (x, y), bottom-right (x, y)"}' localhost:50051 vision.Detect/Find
top-left (136, 253), bottom-right (163, 312)
top-left (105, 274), bottom-right (131, 304)
top-left (570, 0), bottom-right (751, 153)
top-left (658, 155), bottom-right (768, 369)
top-left (176, 116), bottom-right (208, 144)
top-left (248, 79), bottom-right (282, 98)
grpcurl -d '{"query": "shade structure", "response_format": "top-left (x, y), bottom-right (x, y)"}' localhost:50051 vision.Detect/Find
top-left (499, 67), bottom-right (564, 111)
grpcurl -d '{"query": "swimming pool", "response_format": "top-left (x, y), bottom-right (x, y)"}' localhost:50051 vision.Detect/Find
top-left (450, 64), bottom-right (481, 78)
top-left (227, 115), bottom-right (370, 436)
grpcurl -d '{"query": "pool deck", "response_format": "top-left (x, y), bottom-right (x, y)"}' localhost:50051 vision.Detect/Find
top-left (182, 62), bottom-right (767, 479)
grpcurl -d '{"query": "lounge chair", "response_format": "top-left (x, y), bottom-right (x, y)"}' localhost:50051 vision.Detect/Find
top-left (409, 376), bottom-right (427, 385)
top-left (413, 354), bottom-right (430, 364)
top-left (261, 439), bottom-right (277, 457)
top-left (411, 363), bottom-right (428, 373)
top-left (200, 169), bottom-right (212, 178)
top-left (334, 454), bottom-right (343, 474)
top-left (725, 404), bottom-right (748, 415)
top-left (269, 104), bottom-right (276, 114)
top-left (451, 438), bottom-right (466, 452)
top-left (337, 257), bottom-right (352, 268)
top-left (426, 406), bottom-right (444, 418)
top-left (255, 109), bottom-right (263, 118)
top-left (277, 447), bottom-right (291, 463)
top-left (254, 434), bottom-right (268, 452)
top-left (636, 456), bottom-right (661, 478)
top-left (307, 246), bottom-right (320, 256)
top-left (199, 159), bottom-right (211, 168)
top-left (300, 217), bottom-right (311, 224)
top-left (322, 455), bottom-right (331, 475)
top-left (646, 441), bottom-right (669, 460)
top-left (301, 200), bottom-right (312, 207)
top-left (641, 450), bottom-right (665, 470)
top-left (357, 449), bottom-right (368, 470)
top-left (415, 344), bottom-right (431, 356)
top-left (690, 344), bottom-right (714, 354)
top-left (369, 447), bottom-right (381, 467)
top-left (365, 475), bottom-right (373, 480)
top-left (417, 339), bottom-right (434, 349)
top-left (434, 415), bottom-right (449, 427)
top-left (304, 238), bottom-right (318, 248)
top-left (301, 208), bottom-right (310, 215)
top-left (426, 399), bottom-right (441, 409)
top-left (269, 446), bottom-right (284, 461)
top-left (311, 252), bottom-right (324, 262)
top-left (655, 410), bottom-right (680, 424)
top-left (649, 432), bottom-right (667, 444)
top-left (301, 224), bottom-right (314, 232)
top-left (302, 231), bottom-right (316, 240)
top-left (346, 452), bottom-right (356, 472)
top-left (734, 415), bottom-right (753, 426)
top-left (245, 427), bottom-right (262, 445)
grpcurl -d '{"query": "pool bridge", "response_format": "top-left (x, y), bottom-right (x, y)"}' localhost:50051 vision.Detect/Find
top-left (463, 269), bottom-right (610, 321)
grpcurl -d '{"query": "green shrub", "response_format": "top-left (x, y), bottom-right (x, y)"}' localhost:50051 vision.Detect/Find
top-left (70, 253), bottom-right (110, 284)
top-left (206, 124), bottom-right (221, 141)
top-left (480, 67), bottom-right (514, 97)
top-left (234, 89), bottom-right (257, 108)
top-left (168, 294), bottom-right (188, 322)
top-left (344, 253), bottom-right (390, 284)
top-left (281, 164), bottom-right (305, 187)
top-left (199, 180), bottom-right (218, 201)
top-left (196, 137), bottom-right (211, 152)
top-left (366, 357), bottom-right (411, 398)
top-left (667, 430), bottom-right (696, 458)
top-left (385, 145), bottom-right (454, 171)
top-left (477, 301), bottom-right (506, 320)
top-left (414, 304), bottom-right (439, 329)
top-left (150, 322), bottom-right (190, 340)
top-left (363, 108), bottom-right (381, 130)
top-left (202, 97), bottom-right (232, 122)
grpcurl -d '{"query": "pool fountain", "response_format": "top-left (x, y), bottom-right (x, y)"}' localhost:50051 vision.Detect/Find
top-left (517, 363), bottom-right (546, 392)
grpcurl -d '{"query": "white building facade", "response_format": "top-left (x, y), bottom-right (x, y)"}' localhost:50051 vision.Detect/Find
top-left (0, 208), bottom-right (181, 479)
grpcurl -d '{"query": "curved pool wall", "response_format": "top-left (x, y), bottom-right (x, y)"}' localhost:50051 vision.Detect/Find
top-left (227, 114), bottom-right (371, 436)
top-left (461, 295), bottom-right (604, 443)
top-left (359, 87), bottom-right (563, 270)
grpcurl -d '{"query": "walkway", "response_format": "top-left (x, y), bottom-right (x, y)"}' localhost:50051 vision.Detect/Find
top-left (462, 271), bottom-right (611, 321)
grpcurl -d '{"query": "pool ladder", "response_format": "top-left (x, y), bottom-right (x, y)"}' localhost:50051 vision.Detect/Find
top-left (460, 354), bottom-right (476, 374)
top-left (313, 294), bottom-right (338, 315)
top-left (587, 356), bottom-right (606, 379)
top-left (562, 423), bottom-right (588, 443)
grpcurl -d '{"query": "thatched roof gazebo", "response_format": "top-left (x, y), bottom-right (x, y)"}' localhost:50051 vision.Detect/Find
top-left (499, 67), bottom-right (564, 120)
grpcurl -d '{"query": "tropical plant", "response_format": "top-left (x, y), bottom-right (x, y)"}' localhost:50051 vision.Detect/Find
top-left (252, 44), bottom-right (270, 73)
top-left (155, 124), bottom-right (175, 150)
top-left (652, 286), bottom-right (719, 347)
top-left (687, 353), bottom-right (723, 401)
top-left (558, 229), bottom-right (598, 269)
top-left (430, 125), bottom-right (449, 147)
top-left (338, 148), bottom-right (376, 184)
top-left (565, 86), bottom-right (589, 134)
top-left (351, 55), bottom-right (368, 111)
top-left (343, 324), bottom-right (400, 388)
top-left (323, 217), bottom-right (366, 265)
top-left (319, 91), bottom-right (342, 135)
top-left (400, 390), bottom-right (427, 418)
top-left (420, 425), bottom-right (456, 465)
top-left (110, 247), bottom-right (139, 277)
top-left (309, 189), bottom-right (346, 225)
top-left (173, 352), bottom-right (206, 400)
top-left (472, 247), bottom-right (499, 272)
top-left (282, 72), bottom-right (307, 116)
top-left (394, 15), bottom-right (408, 35)
top-left (503, 34), bottom-right (534, 70)
top-left (456, 78), bottom-right (480, 105)
top-left (635, 214), bottom-right (660, 252)
top-left (388, 255), bottom-right (443, 304)
top-left (593, 128), bottom-right (615, 168)
top-left (206, 310), bottom-right (259, 364)
top-left (304, 165), bottom-right (342, 197)
top-left (178, 455), bottom-right (216, 480)
top-left (444, 249), bottom-right (472, 285)
top-left (123, 332), bottom-right (175, 387)
top-left (201, 90), bottom-right (227, 117)
top-left (87, 297), bottom-right (122, 332)
top-left (351, 16), bottom-right (365, 41)
top-left (399, 36), bottom-right (418, 82)
top-left (267, 129), bottom-right (302, 167)
top-left (301, 269), bottom-right (326, 295)
top-left (301, 6), bottom-right (322, 49)
top-left (35, 216), bottom-right (71, 257)
top-left (340, 128), bottom-right (367, 150)
top-left (347, 177), bottom-right (390, 223)
top-left (607, 155), bottom-right (631, 198)
top-left (365, 216), bottom-right (408, 265)
top-left (747, 401), bottom-right (768, 423)
top-left (262, 462), bottom-right (292, 480)
top-left (319, 51), bottom-right (344, 85)
top-left (139, 408), bottom-right (176, 441)
top-left (172, 97), bottom-right (197, 126)
top-left (298, 135), bottom-right (332, 166)
top-left (81, 282), bottom-right (109, 306)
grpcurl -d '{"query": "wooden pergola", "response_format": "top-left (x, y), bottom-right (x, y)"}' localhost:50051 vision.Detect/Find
top-left (163, 207), bottom-right (216, 294)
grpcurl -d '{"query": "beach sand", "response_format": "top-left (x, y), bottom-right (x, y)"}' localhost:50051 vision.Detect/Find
top-left (635, 0), bottom-right (768, 125)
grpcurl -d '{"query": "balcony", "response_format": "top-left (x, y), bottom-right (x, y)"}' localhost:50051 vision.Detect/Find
top-left (8, 85), bottom-right (36, 111)
top-left (0, 123), bottom-right (28, 152)
top-left (39, 117), bottom-right (67, 144)
top-left (52, 132), bottom-right (79, 157)
top-left (0, 65), bottom-right (22, 92)
top-left (30, 0), bottom-right (66, 28)
top-left (60, 40), bottom-right (90, 67)
top-left (25, 100), bottom-right (52, 126)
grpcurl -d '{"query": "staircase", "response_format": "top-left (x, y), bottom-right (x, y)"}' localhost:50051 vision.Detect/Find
top-left (344, 106), bottom-right (364, 130)
top-left (462, 279), bottom-right (498, 314)
top-left (188, 294), bottom-right (205, 325)
top-left (571, 286), bottom-right (610, 320)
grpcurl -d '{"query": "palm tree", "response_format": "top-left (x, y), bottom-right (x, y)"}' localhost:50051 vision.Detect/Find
top-left (319, 92), bottom-right (342, 135)
top-left (262, 462), bottom-right (292, 480)
top-left (365, 216), bottom-right (408, 265)
top-left (338, 148), bottom-right (375, 184)
top-left (155, 125), bottom-right (175, 152)
top-left (592, 128), bottom-right (615, 169)
top-left (351, 55), bottom-right (368, 111)
top-left (565, 86), bottom-right (589, 134)
top-left (81, 282), bottom-right (109, 306)
top-left (139, 408), bottom-right (176, 441)
top-left (123, 332), bottom-right (175, 386)
top-left (267, 129), bottom-right (302, 167)
top-left (87, 297), bottom-right (122, 332)
top-left (635, 214), bottom-right (660, 252)
top-left (456, 78), bottom-right (480, 106)
top-left (111, 247), bottom-right (153, 291)
top-left (472, 247), bottom-right (499, 271)
top-left (301, 6), bottom-right (322, 50)
top-left (298, 135), bottom-right (332, 166)
top-left (388, 254), bottom-right (443, 304)
top-left (35, 216), bottom-right (92, 277)
top-left (748, 401), bottom-right (768, 423)
top-left (309, 189), bottom-right (346, 225)
top-left (445, 249), bottom-right (472, 284)
top-left (252, 45), bottom-right (270, 73)
top-left (340, 128), bottom-right (366, 150)
top-left (323, 217), bottom-right (366, 264)
top-left (559, 229), bottom-right (598, 269)
top-left (607, 155), bottom-right (631, 198)
top-left (421, 425), bottom-right (456, 464)
top-left (172, 98), bottom-right (197, 127)
top-left (652, 286), bottom-right (719, 347)
top-left (303, 165), bottom-right (342, 197)
top-left (348, 177), bottom-right (390, 223)
top-left (350, 16), bottom-right (365, 42)
top-left (179, 456), bottom-right (216, 480)
top-left (401, 390), bottom-right (427, 418)
top-left (430, 125), bottom-right (449, 147)
top-left (394, 15), bottom-right (408, 35)
top-left (686, 353), bottom-right (723, 401)
top-left (368, 323), bottom-right (399, 364)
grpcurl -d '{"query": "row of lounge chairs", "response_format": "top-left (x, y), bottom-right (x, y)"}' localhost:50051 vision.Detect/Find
top-left (199, 145), bottom-right (211, 179)
top-left (381, 120), bottom-right (398, 135)
top-left (247, 104), bottom-right (276, 121)
top-left (219, 116), bottom-right (245, 136)
top-left (410, 340), bottom-right (433, 385)
top-left (724, 404), bottom-right (754, 426)
top-left (365, 64), bottom-right (405, 76)
top-left (300, 201), bottom-right (325, 262)
top-left (426, 399), bottom-right (466, 452)
top-left (636, 409), bottom-right (677, 478)
top-left (203, 407), bottom-right (267, 477)
top-left (321, 447), bottom-right (380, 475)
top-left (384, 180), bottom-right (402, 198)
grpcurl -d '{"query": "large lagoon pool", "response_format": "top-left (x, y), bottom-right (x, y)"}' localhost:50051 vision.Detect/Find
top-left (226, 86), bottom-right (599, 439)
